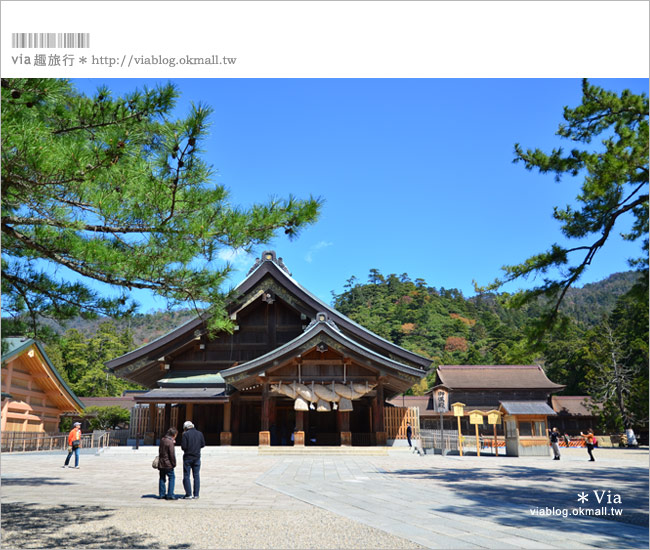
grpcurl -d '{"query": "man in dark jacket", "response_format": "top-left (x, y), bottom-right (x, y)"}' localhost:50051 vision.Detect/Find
top-left (406, 422), bottom-right (413, 448)
top-left (549, 427), bottom-right (561, 460)
top-left (181, 421), bottom-right (205, 499)
top-left (158, 427), bottom-right (178, 499)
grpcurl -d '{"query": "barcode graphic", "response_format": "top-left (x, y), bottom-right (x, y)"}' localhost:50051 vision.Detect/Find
top-left (11, 33), bottom-right (90, 49)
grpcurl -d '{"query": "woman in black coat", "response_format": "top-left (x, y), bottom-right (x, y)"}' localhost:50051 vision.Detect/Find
top-left (158, 427), bottom-right (178, 499)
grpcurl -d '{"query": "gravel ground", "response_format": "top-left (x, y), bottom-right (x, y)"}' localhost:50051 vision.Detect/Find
top-left (1, 503), bottom-right (424, 549)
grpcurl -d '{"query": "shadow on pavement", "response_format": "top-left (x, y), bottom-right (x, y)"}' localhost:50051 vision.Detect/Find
top-left (384, 464), bottom-right (649, 548)
top-left (0, 503), bottom-right (160, 549)
top-left (1, 476), bottom-right (74, 487)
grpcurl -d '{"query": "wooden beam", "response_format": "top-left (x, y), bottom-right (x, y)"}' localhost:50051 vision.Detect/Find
top-left (299, 360), bottom-right (346, 366)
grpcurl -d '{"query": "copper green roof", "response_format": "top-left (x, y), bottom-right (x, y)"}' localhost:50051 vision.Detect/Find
top-left (158, 370), bottom-right (225, 387)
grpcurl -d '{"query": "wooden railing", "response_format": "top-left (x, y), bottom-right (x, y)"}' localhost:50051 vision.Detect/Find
top-left (384, 406), bottom-right (420, 439)
top-left (0, 431), bottom-right (112, 453)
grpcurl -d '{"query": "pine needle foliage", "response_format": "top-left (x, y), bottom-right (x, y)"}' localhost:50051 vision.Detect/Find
top-left (1, 78), bottom-right (322, 335)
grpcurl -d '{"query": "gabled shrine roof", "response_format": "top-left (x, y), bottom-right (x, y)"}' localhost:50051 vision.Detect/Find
top-left (220, 313), bottom-right (426, 387)
top-left (2, 337), bottom-right (85, 412)
top-left (234, 251), bottom-right (431, 369)
top-left (106, 251), bottom-right (432, 376)
top-left (433, 365), bottom-right (565, 391)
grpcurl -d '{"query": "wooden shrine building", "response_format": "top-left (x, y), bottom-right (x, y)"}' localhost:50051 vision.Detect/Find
top-left (106, 251), bottom-right (432, 446)
top-left (1, 338), bottom-right (84, 434)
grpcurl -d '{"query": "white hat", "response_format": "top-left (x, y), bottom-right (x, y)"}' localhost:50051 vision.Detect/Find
top-left (183, 421), bottom-right (194, 430)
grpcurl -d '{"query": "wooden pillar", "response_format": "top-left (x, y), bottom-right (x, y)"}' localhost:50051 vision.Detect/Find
top-left (259, 382), bottom-right (270, 446)
top-left (145, 403), bottom-right (156, 445)
top-left (147, 403), bottom-right (156, 431)
top-left (294, 410), bottom-right (305, 446)
top-left (164, 403), bottom-right (171, 431)
top-left (339, 410), bottom-right (351, 446)
top-left (220, 401), bottom-right (232, 446)
top-left (185, 403), bottom-right (194, 422)
top-left (232, 395), bottom-right (240, 432)
top-left (374, 383), bottom-right (386, 446)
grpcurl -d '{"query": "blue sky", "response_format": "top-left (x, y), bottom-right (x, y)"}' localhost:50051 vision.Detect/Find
top-left (68, 78), bottom-right (647, 311)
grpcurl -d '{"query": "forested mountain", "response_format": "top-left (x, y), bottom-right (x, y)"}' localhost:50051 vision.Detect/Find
top-left (47, 309), bottom-right (198, 347)
top-left (558, 271), bottom-right (641, 326)
top-left (332, 270), bottom-right (639, 370)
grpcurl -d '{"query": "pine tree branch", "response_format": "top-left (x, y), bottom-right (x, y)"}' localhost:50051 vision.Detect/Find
top-left (2, 216), bottom-right (166, 234)
top-left (549, 194), bottom-right (648, 319)
top-left (1, 221), bottom-right (163, 291)
top-left (51, 111), bottom-right (146, 135)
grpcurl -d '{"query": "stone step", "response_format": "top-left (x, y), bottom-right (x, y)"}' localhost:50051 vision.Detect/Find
top-left (103, 445), bottom-right (422, 457)
top-left (258, 446), bottom-right (388, 456)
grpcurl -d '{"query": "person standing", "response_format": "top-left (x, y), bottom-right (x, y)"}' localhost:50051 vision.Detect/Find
top-left (406, 422), bottom-right (413, 448)
top-left (581, 429), bottom-right (596, 461)
top-left (158, 427), bottom-right (178, 500)
top-left (181, 421), bottom-right (205, 499)
top-left (549, 427), bottom-right (561, 460)
top-left (63, 422), bottom-right (82, 468)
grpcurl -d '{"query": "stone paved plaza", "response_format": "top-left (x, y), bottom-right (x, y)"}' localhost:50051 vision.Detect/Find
top-left (1, 446), bottom-right (648, 549)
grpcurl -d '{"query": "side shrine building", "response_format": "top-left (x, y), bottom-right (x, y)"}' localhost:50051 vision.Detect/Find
top-left (106, 251), bottom-right (432, 446)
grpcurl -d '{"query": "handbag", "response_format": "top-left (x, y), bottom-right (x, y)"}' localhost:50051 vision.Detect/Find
top-left (72, 440), bottom-right (80, 449)
top-left (152, 456), bottom-right (160, 469)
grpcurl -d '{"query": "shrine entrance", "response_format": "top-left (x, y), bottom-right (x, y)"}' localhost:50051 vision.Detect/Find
top-left (306, 410), bottom-right (339, 446)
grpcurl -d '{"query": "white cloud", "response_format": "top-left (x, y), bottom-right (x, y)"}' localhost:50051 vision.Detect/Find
top-left (305, 241), bottom-right (333, 263)
top-left (217, 248), bottom-right (255, 271)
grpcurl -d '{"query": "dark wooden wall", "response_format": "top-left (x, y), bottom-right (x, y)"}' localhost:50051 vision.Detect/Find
top-left (170, 299), bottom-right (304, 372)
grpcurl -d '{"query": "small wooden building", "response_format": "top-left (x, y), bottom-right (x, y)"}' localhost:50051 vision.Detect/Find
top-left (419, 365), bottom-right (564, 456)
top-left (1, 337), bottom-right (84, 434)
top-left (550, 396), bottom-right (599, 435)
top-left (106, 251), bottom-right (432, 446)
top-left (499, 400), bottom-right (558, 457)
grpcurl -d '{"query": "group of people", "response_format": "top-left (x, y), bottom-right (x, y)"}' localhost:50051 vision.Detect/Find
top-left (157, 420), bottom-right (205, 500)
top-left (549, 427), bottom-right (597, 462)
top-left (63, 419), bottom-right (206, 499)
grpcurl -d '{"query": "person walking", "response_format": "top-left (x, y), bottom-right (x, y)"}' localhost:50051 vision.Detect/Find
top-left (406, 422), bottom-right (413, 449)
top-left (181, 421), bottom-right (205, 499)
top-left (63, 422), bottom-right (82, 468)
top-left (158, 427), bottom-right (178, 500)
top-left (581, 429), bottom-right (596, 461)
top-left (549, 427), bottom-right (561, 460)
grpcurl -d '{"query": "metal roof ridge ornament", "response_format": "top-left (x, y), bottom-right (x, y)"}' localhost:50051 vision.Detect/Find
top-left (247, 250), bottom-right (292, 276)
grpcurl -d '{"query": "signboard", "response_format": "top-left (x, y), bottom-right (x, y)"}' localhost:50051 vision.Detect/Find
top-left (452, 402), bottom-right (465, 417)
top-left (433, 387), bottom-right (449, 413)
top-left (487, 410), bottom-right (502, 425)
top-left (451, 402), bottom-right (465, 457)
top-left (469, 411), bottom-right (484, 425)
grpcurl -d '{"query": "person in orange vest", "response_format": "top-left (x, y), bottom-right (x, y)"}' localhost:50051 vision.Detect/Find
top-left (580, 429), bottom-right (596, 462)
top-left (63, 422), bottom-right (82, 468)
